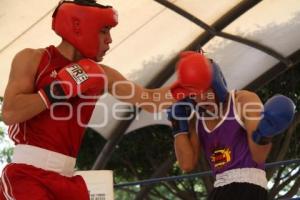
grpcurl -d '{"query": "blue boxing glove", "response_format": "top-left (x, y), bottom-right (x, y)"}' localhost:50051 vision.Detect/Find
top-left (167, 98), bottom-right (196, 137)
top-left (252, 95), bottom-right (295, 145)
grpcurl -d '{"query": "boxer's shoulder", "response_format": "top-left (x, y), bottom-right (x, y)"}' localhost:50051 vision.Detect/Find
top-left (235, 90), bottom-right (261, 104)
top-left (15, 48), bottom-right (44, 61)
top-left (12, 48), bottom-right (45, 72)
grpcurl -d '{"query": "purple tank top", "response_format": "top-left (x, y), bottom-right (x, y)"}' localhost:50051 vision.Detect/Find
top-left (196, 91), bottom-right (264, 176)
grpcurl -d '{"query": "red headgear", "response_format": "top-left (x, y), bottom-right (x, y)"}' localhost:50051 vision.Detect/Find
top-left (52, 1), bottom-right (118, 60)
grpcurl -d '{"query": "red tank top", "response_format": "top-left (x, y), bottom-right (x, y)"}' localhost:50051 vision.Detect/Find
top-left (8, 46), bottom-right (99, 157)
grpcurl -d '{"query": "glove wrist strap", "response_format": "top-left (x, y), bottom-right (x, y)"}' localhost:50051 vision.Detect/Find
top-left (39, 82), bottom-right (67, 108)
top-left (252, 132), bottom-right (273, 145)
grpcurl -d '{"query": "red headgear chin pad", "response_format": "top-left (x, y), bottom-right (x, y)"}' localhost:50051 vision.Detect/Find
top-left (176, 51), bottom-right (213, 94)
top-left (52, 2), bottom-right (118, 60)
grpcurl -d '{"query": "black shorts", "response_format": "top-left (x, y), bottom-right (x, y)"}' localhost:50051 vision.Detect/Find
top-left (208, 182), bottom-right (268, 200)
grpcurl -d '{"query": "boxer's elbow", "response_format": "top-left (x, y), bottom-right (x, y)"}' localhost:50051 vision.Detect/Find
top-left (1, 104), bottom-right (23, 125)
top-left (139, 88), bottom-right (173, 113)
top-left (2, 109), bottom-right (16, 125)
top-left (253, 157), bottom-right (266, 165)
top-left (180, 165), bottom-right (195, 173)
top-left (178, 159), bottom-right (196, 172)
top-left (180, 162), bottom-right (195, 172)
top-left (251, 150), bottom-right (270, 165)
top-left (140, 104), bottom-right (156, 113)
top-left (249, 142), bottom-right (272, 165)
top-left (138, 100), bottom-right (165, 113)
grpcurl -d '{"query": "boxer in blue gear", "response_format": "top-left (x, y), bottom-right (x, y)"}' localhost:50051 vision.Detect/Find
top-left (210, 61), bottom-right (228, 103)
top-left (166, 50), bottom-right (296, 200)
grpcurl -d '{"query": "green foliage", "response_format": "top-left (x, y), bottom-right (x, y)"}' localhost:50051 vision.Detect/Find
top-left (0, 97), bottom-right (3, 122)
top-left (76, 128), bottom-right (106, 170)
top-left (108, 125), bottom-right (174, 180)
top-left (77, 125), bottom-right (175, 177)
top-left (256, 65), bottom-right (300, 109)
top-left (255, 65), bottom-right (300, 199)
top-left (0, 126), bottom-right (13, 165)
top-left (0, 98), bottom-right (14, 165)
top-left (257, 65), bottom-right (300, 160)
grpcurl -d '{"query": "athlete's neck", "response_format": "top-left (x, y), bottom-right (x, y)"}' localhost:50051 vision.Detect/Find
top-left (56, 40), bottom-right (83, 62)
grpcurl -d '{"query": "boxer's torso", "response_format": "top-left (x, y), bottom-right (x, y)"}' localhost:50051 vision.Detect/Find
top-left (8, 46), bottom-right (98, 157)
top-left (196, 90), bottom-right (264, 176)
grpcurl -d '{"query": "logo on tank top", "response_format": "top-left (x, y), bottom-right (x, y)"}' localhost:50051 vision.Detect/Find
top-left (210, 147), bottom-right (231, 169)
top-left (66, 64), bottom-right (89, 84)
top-left (50, 70), bottom-right (57, 78)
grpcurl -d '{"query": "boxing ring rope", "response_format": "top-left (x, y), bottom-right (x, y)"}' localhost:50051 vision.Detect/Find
top-left (114, 158), bottom-right (300, 188)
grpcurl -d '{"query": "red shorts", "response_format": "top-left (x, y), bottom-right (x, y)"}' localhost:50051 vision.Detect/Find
top-left (0, 163), bottom-right (89, 200)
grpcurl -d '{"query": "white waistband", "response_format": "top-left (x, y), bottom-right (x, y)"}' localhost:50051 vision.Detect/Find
top-left (12, 144), bottom-right (76, 177)
top-left (214, 168), bottom-right (268, 189)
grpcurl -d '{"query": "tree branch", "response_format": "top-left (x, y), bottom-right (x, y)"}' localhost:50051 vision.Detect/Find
top-left (271, 167), bottom-right (285, 190)
top-left (164, 181), bottom-right (197, 200)
top-left (161, 182), bottom-right (181, 197)
top-left (148, 188), bottom-right (170, 200)
top-left (116, 188), bottom-right (138, 195)
top-left (199, 151), bottom-right (214, 193)
top-left (120, 157), bottom-right (141, 179)
top-left (267, 112), bottom-right (300, 179)
top-left (269, 168), bottom-right (300, 199)
top-left (134, 158), bottom-right (174, 200)
top-left (278, 176), bottom-right (300, 199)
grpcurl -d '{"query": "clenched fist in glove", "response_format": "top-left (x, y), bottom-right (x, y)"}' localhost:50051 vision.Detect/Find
top-left (39, 59), bottom-right (106, 108)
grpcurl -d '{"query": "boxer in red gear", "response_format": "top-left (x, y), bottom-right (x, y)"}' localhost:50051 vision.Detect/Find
top-left (1, 45), bottom-right (94, 200)
top-left (1, 1), bottom-right (212, 199)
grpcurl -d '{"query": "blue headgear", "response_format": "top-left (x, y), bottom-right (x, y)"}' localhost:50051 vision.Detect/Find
top-left (210, 60), bottom-right (229, 103)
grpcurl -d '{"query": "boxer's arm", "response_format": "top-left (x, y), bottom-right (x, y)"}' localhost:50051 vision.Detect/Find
top-left (2, 48), bottom-right (47, 125)
top-left (174, 116), bottom-right (200, 172)
top-left (236, 90), bottom-right (272, 164)
top-left (102, 64), bottom-right (175, 112)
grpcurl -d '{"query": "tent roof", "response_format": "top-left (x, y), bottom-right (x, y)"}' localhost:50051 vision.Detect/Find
top-left (1, 0), bottom-right (300, 139)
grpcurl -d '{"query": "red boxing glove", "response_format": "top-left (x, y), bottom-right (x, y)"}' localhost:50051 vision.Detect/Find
top-left (171, 51), bottom-right (212, 100)
top-left (39, 59), bottom-right (106, 108)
